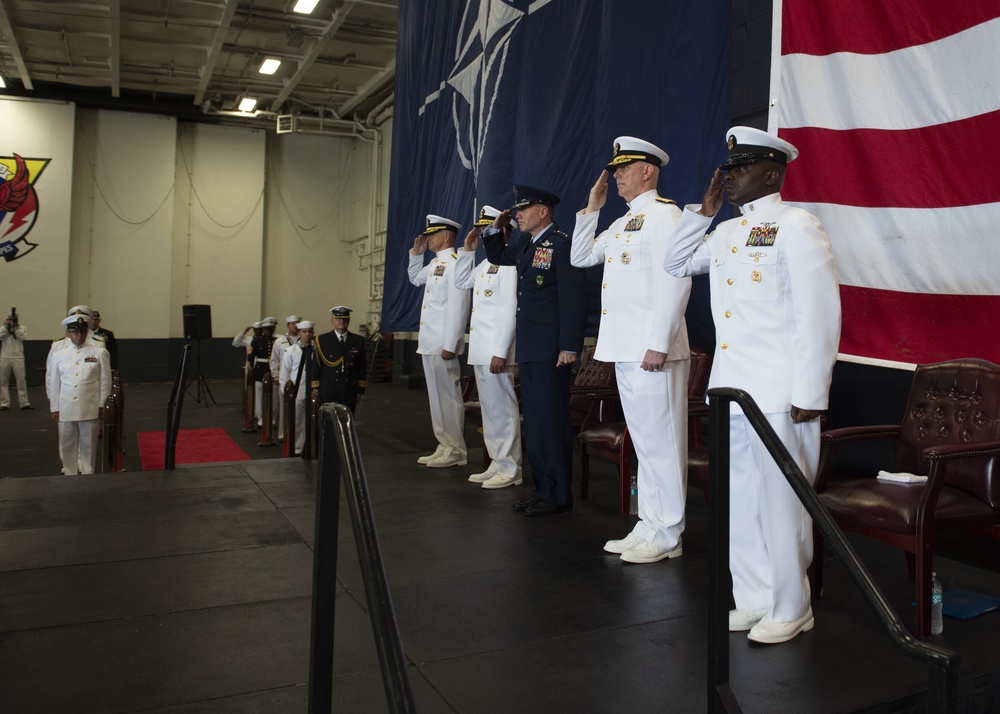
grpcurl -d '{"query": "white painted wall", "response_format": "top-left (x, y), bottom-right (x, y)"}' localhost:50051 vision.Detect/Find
top-left (0, 97), bottom-right (391, 342)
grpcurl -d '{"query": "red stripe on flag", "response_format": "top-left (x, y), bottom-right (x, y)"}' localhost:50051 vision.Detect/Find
top-left (840, 286), bottom-right (1000, 365)
top-left (782, 0), bottom-right (999, 56)
top-left (779, 111), bottom-right (1000, 208)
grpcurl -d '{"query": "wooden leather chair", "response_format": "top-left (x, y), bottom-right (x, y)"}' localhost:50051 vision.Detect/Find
top-left (812, 358), bottom-right (1000, 636)
top-left (577, 347), bottom-right (712, 515)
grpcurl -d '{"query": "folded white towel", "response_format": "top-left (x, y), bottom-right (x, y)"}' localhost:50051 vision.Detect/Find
top-left (877, 470), bottom-right (928, 484)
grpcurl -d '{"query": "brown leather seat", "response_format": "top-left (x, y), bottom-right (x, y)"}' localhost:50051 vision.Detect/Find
top-left (813, 358), bottom-right (1000, 636)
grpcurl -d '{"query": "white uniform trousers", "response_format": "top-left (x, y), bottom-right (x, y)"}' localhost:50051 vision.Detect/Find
top-left (0, 358), bottom-right (30, 408)
top-left (58, 418), bottom-right (100, 474)
top-left (474, 364), bottom-right (521, 477)
top-left (617, 360), bottom-right (689, 552)
top-left (292, 398), bottom-right (306, 454)
top-left (254, 382), bottom-right (279, 427)
top-left (729, 412), bottom-right (819, 622)
top-left (421, 354), bottom-right (467, 458)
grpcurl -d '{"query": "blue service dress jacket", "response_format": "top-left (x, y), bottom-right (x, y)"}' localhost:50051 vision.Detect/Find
top-left (482, 223), bottom-right (587, 362)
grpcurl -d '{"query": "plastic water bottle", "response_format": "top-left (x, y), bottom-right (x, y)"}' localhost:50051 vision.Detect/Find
top-left (629, 473), bottom-right (638, 515)
top-left (931, 572), bottom-right (943, 635)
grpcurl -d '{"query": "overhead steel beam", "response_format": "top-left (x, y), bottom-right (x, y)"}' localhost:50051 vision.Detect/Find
top-left (268, 0), bottom-right (356, 113)
top-left (193, 0), bottom-right (237, 105)
top-left (109, 0), bottom-right (120, 96)
top-left (0, 0), bottom-right (33, 89)
top-left (336, 52), bottom-right (393, 118)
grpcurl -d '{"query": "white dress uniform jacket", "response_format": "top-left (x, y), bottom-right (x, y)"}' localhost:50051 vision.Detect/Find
top-left (270, 333), bottom-right (298, 380)
top-left (663, 192), bottom-right (840, 413)
top-left (571, 190), bottom-right (691, 363)
top-left (279, 342), bottom-right (309, 401)
top-left (452, 250), bottom-right (516, 364)
top-left (45, 334), bottom-right (106, 399)
top-left (48, 343), bottom-right (112, 421)
top-left (408, 249), bottom-right (471, 356)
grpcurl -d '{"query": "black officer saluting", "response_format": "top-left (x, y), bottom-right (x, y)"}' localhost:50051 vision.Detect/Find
top-left (314, 306), bottom-right (367, 413)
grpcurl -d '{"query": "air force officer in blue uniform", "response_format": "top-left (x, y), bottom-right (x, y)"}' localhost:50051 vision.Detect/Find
top-left (483, 186), bottom-right (587, 516)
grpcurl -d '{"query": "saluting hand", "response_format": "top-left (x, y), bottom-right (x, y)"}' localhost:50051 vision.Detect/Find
top-left (463, 228), bottom-right (479, 252)
top-left (411, 234), bottom-right (428, 255)
top-left (698, 168), bottom-right (725, 218)
top-left (585, 170), bottom-right (609, 213)
top-left (491, 210), bottom-right (512, 231)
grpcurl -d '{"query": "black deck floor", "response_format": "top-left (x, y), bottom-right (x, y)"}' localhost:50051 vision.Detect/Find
top-left (1, 379), bottom-right (999, 712)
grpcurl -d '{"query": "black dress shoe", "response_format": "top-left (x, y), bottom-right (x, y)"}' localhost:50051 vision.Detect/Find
top-left (21, 405), bottom-right (34, 410)
top-left (512, 498), bottom-right (541, 512)
top-left (524, 501), bottom-right (573, 517)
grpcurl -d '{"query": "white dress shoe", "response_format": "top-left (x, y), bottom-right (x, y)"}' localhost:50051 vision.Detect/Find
top-left (468, 463), bottom-right (500, 483)
top-left (417, 445), bottom-right (447, 465)
top-left (729, 608), bottom-right (769, 632)
top-left (603, 532), bottom-right (643, 554)
top-left (481, 472), bottom-right (522, 489)
top-left (620, 539), bottom-right (683, 564)
top-left (425, 451), bottom-right (468, 468)
top-left (747, 608), bottom-right (814, 644)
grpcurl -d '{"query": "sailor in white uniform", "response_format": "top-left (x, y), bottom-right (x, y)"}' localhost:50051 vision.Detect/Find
top-left (270, 315), bottom-right (301, 440)
top-left (45, 306), bottom-right (105, 400)
top-left (454, 205), bottom-right (522, 489)
top-left (279, 320), bottom-right (314, 455)
top-left (407, 214), bottom-right (472, 469)
top-left (571, 137), bottom-right (692, 563)
top-left (48, 315), bottom-right (112, 475)
top-left (663, 126), bottom-right (841, 644)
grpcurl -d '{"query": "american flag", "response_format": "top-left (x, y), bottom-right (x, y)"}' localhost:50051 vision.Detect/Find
top-left (773, 0), bottom-right (1000, 367)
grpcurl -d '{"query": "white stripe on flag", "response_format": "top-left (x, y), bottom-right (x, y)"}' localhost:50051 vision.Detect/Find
top-left (796, 202), bottom-right (1000, 295)
top-left (779, 17), bottom-right (1000, 130)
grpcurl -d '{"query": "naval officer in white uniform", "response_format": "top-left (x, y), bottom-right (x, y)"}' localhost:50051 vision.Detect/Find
top-left (663, 126), bottom-right (841, 644)
top-left (48, 314), bottom-right (112, 475)
top-left (279, 320), bottom-right (314, 455)
top-left (454, 205), bottom-right (522, 489)
top-left (270, 315), bottom-right (301, 440)
top-left (408, 214), bottom-right (472, 469)
top-left (45, 306), bottom-right (106, 399)
top-left (571, 137), bottom-right (692, 563)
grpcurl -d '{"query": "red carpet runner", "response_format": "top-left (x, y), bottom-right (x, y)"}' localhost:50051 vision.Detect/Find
top-left (136, 428), bottom-right (251, 471)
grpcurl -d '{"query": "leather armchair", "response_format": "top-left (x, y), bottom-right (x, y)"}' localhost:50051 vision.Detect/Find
top-left (812, 358), bottom-right (1000, 636)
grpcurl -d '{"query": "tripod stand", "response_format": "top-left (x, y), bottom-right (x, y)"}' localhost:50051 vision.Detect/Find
top-left (184, 338), bottom-right (217, 406)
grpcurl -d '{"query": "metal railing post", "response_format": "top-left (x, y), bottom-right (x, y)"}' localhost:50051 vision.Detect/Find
top-left (164, 345), bottom-right (192, 471)
top-left (308, 403), bottom-right (415, 713)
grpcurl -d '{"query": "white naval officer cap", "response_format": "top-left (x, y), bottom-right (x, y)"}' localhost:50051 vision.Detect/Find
top-left (605, 136), bottom-right (669, 170)
top-left (285, 315), bottom-right (302, 324)
top-left (423, 214), bottom-right (461, 235)
top-left (329, 306), bottom-right (352, 318)
top-left (260, 316), bottom-right (278, 327)
top-left (252, 321), bottom-right (262, 329)
top-left (721, 126), bottom-right (799, 169)
top-left (295, 320), bottom-right (315, 330)
top-left (62, 315), bottom-right (89, 330)
top-left (67, 305), bottom-right (94, 317)
top-left (474, 205), bottom-right (502, 227)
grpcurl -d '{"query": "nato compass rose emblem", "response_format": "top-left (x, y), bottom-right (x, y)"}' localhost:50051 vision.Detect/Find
top-left (419, 0), bottom-right (538, 179)
top-left (0, 154), bottom-right (50, 262)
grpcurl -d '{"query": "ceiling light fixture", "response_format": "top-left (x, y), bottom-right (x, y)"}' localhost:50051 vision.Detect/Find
top-left (238, 96), bottom-right (259, 113)
top-left (259, 58), bottom-right (281, 75)
top-left (292, 0), bottom-right (320, 14)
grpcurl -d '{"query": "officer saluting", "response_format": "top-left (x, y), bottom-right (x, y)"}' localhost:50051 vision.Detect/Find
top-left (482, 186), bottom-right (587, 516)
top-left (314, 306), bottom-right (366, 413)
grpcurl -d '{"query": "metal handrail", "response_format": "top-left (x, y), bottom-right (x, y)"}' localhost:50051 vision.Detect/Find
top-left (706, 387), bottom-right (960, 713)
top-left (164, 345), bottom-right (192, 471)
top-left (309, 403), bottom-right (415, 713)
